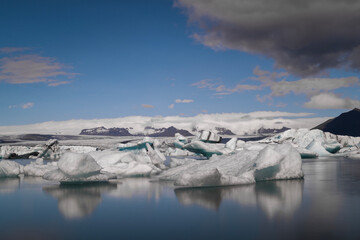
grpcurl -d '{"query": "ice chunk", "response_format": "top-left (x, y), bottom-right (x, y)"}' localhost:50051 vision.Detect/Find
top-left (306, 140), bottom-right (331, 157)
top-left (158, 143), bottom-right (303, 187)
top-left (146, 143), bottom-right (166, 165)
top-left (296, 147), bottom-right (319, 159)
top-left (199, 131), bottom-right (222, 143)
top-left (236, 139), bottom-right (245, 148)
top-left (58, 152), bottom-right (102, 178)
top-left (60, 145), bottom-right (97, 154)
top-left (183, 141), bottom-right (223, 158)
top-left (322, 141), bottom-right (341, 153)
top-left (165, 148), bottom-right (193, 157)
top-left (43, 169), bottom-right (112, 183)
top-left (225, 137), bottom-right (237, 151)
top-left (102, 161), bottom-right (161, 177)
top-left (118, 137), bottom-right (154, 151)
top-left (0, 160), bottom-right (22, 177)
top-left (23, 159), bottom-right (58, 177)
top-left (175, 133), bottom-right (188, 144)
top-left (89, 150), bottom-right (162, 177)
top-left (175, 168), bottom-right (222, 187)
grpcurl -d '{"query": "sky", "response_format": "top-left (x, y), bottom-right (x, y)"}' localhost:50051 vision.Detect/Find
top-left (1, 0), bottom-right (360, 126)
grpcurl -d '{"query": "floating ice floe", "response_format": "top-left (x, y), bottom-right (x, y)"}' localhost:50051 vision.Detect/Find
top-left (261, 129), bottom-right (360, 158)
top-left (89, 149), bottom-right (163, 177)
top-left (0, 160), bottom-right (23, 177)
top-left (0, 145), bottom-right (37, 159)
top-left (43, 152), bottom-right (113, 183)
top-left (158, 143), bottom-right (303, 187)
top-left (117, 137), bottom-right (154, 151)
top-left (23, 158), bottom-right (58, 177)
top-left (165, 147), bottom-right (193, 157)
top-left (173, 133), bottom-right (188, 149)
top-left (199, 131), bottom-right (222, 143)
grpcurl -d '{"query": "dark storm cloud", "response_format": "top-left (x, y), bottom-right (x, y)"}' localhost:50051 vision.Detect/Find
top-left (176, 0), bottom-right (360, 76)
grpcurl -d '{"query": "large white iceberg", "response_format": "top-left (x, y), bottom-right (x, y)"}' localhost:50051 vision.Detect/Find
top-left (158, 143), bottom-right (303, 187)
top-left (43, 152), bottom-right (113, 183)
top-left (23, 158), bottom-right (58, 177)
top-left (261, 128), bottom-right (360, 158)
top-left (0, 160), bottom-right (23, 177)
top-left (183, 140), bottom-right (235, 158)
top-left (89, 150), bottom-right (162, 177)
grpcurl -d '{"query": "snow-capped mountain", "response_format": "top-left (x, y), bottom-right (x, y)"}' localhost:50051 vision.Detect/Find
top-left (80, 127), bottom-right (133, 136)
top-left (0, 111), bottom-right (330, 136)
top-left (80, 126), bottom-right (193, 137)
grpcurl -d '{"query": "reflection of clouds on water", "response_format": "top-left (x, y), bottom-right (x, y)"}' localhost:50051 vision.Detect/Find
top-left (43, 183), bottom-right (117, 219)
top-left (106, 178), bottom-right (170, 201)
top-left (0, 177), bottom-right (20, 194)
top-left (175, 180), bottom-right (303, 219)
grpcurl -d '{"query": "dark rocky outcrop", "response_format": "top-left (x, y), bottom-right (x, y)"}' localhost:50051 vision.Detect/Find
top-left (313, 108), bottom-right (360, 137)
top-left (215, 127), bottom-right (235, 135)
top-left (257, 127), bottom-right (290, 135)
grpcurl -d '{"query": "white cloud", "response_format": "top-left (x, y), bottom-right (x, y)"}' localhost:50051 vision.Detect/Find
top-left (48, 81), bottom-right (71, 87)
top-left (0, 54), bottom-right (77, 86)
top-left (8, 102), bottom-right (34, 109)
top-left (269, 77), bottom-right (359, 97)
top-left (22, 102), bottom-right (34, 109)
top-left (175, 99), bottom-right (194, 103)
top-left (141, 104), bottom-right (154, 109)
top-left (168, 104), bottom-right (175, 109)
top-left (0, 47), bottom-right (30, 53)
top-left (192, 78), bottom-right (259, 96)
top-left (304, 92), bottom-right (360, 109)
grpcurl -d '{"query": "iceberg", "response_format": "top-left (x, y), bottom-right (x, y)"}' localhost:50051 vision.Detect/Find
top-left (183, 141), bottom-right (224, 158)
top-left (89, 150), bottom-right (162, 177)
top-left (175, 133), bottom-right (188, 144)
top-left (158, 143), bottom-right (303, 187)
top-left (199, 131), bottom-right (222, 143)
top-left (305, 140), bottom-right (331, 157)
top-left (261, 128), bottom-right (360, 158)
top-left (43, 152), bottom-right (113, 183)
top-left (23, 158), bottom-right (58, 177)
top-left (225, 137), bottom-right (237, 151)
top-left (118, 137), bottom-right (154, 151)
top-left (58, 152), bottom-right (102, 178)
top-left (296, 147), bottom-right (318, 159)
top-left (0, 160), bottom-right (23, 177)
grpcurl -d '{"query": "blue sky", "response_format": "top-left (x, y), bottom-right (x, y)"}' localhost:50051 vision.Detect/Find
top-left (1, 0), bottom-right (359, 125)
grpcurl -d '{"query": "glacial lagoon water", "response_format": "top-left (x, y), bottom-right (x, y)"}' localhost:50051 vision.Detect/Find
top-left (1, 158), bottom-right (360, 239)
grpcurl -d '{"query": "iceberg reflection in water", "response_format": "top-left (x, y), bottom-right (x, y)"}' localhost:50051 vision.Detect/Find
top-left (43, 183), bottom-right (117, 219)
top-left (0, 177), bottom-right (20, 194)
top-left (175, 180), bottom-right (303, 218)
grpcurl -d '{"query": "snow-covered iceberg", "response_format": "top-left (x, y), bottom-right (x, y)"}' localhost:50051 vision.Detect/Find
top-left (89, 150), bottom-right (163, 177)
top-left (158, 143), bottom-right (303, 187)
top-left (199, 131), bottom-right (222, 143)
top-left (23, 158), bottom-right (58, 177)
top-left (261, 129), bottom-right (360, 158)
top-left (0, 160), bottom-right (23, 177)
top-left (43, 152), bottom-right (113, 183)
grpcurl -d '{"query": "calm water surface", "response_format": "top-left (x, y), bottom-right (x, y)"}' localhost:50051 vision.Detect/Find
top-left (1, 158), bottom-right (360, 239)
